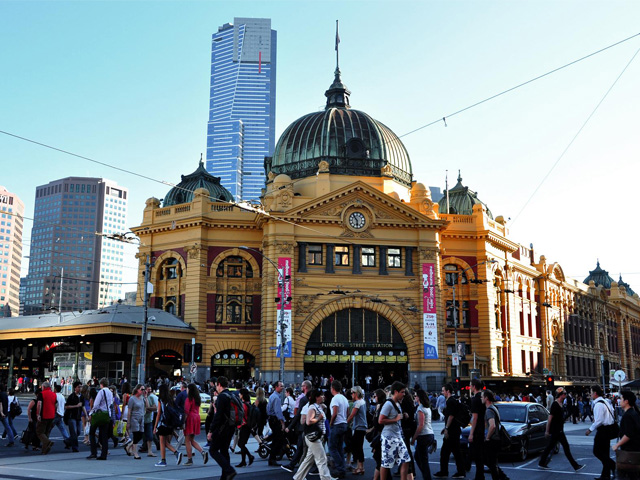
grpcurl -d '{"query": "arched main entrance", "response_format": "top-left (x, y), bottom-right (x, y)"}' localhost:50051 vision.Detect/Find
top-left (304, 308), bottom-right (408, 389)
top-left (211, 350), bottom-right (255, 380)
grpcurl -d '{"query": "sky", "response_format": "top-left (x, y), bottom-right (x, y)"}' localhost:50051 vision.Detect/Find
top-left (2, 0), bottom-right (639, 292)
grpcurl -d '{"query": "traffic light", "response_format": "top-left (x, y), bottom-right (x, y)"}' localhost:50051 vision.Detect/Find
top-left (194, 343), bottom-right (203, 363)
top-left (183, 343), bottom-right (192, 362)
top-left (546, 375), bottom-right (555, 388)
top-left (454, 377), bottom-right (461, 389)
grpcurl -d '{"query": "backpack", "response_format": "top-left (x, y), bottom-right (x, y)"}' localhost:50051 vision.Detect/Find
top-left (248, 403), bottom-right (260, 430)
top-left (454, 400), bottom-right (472, 427)
top-left (161, 401), bottom-right (183, 429)
top-left (223, 392), bottom-right (245, 428)
top-left (488, 405), bottom-right (511, 448)
top-left (9, 398), bottom-right (22, 418)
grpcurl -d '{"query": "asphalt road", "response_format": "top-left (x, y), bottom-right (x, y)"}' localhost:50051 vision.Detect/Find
top-left (0, 413), bottom-right (613, 480)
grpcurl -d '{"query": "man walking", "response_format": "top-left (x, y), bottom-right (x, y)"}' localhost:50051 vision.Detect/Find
top-left (88, 378), bottom-right (113, 460)
top-left (282, 380), bottom-right (312, 473)
top-left (538, 388), bottom-right (585, 471)
top-left (586, 385), bottom-right (616, 480)
top-left (434, 384), bottom-right (466, 479)
top-left (52, 384), bottom-right (71, 448)
top-left (468, 379), bottom-right (485, 480)
top-left (63, 381), bottom-right (86, 452)
top-left (36, 380), bottom-right (57, 454)
top-left (207, 376), bottom-right (237, 480)
top-left (266, 381), bottom-right (286, 467)
top-left (329, 380), bottom-right (349, 479)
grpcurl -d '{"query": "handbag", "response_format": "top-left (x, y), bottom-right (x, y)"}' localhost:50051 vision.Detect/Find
top-left (616, 449), bottom-right (640, 472)
top-left (91, 409), bottom-right (111, 427)
top-left (305, 430), bottom-right (323, 442)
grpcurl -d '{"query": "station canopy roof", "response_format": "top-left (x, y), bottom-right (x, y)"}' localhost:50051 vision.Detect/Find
top-left (0, 305), bottom-right (195, 340)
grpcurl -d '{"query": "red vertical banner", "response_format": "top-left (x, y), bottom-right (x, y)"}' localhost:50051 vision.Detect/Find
top-left (258, 51), bottom-right (262, 73)
top-left (423, 263), bottom-right (438, 359)
top-left (277, 257), bottom-right (292, 358)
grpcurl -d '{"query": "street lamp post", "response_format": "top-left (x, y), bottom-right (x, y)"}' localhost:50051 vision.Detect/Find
top-left (451, 260), bottom-right (496, 379)
top-left (240, 246), bottom-right (289, 384)
top-left (138, 255), bottom-right (151, 384)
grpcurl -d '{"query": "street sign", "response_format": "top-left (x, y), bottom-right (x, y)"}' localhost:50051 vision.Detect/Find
top-left (190, 363), bottom-right (197, 375)
top-left (610, 369), bottom-right (616, 379)
top-left (542, 368), bottom-right (549, 375)
top-left (452, 353), bottom-right (460, 366)
top-left (614, 370), bottom-right (626, 382)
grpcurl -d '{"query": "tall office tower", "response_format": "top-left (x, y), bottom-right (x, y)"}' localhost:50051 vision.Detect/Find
top-left (206, 17), bottom-right (277, 201)
top-left (0, 186), bottom-right (24, 318)
top-left (23, 178), bottom-right (128, 315)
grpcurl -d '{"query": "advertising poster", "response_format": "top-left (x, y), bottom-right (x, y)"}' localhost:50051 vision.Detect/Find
top-left (423, 262), bottom-right (438, 359)
top-left (276, 257), bottom-right (292, 358)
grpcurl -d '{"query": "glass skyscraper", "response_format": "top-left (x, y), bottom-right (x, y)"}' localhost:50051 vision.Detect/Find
top-left (23, 177), bottom-right (128, 315)
top-left (206, 17), bottom-right (277, 202)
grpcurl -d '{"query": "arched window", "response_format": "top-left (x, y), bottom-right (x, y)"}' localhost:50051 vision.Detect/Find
top-left (216, 256), bottom-right (254, 278)
top-left (160, 258), bottom-right (182, 280)
top-left (444, 263), bottom-right (467, 286)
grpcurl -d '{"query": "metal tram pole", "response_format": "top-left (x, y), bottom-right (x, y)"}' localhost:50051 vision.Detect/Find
top-left (139, 255), bottom-right (151, 384)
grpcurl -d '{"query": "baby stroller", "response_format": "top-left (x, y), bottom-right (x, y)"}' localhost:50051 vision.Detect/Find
top-left (257, 433), bottom-right (297, 461)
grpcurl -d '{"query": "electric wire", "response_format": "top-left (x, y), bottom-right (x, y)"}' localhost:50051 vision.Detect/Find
top-left (389, 31), bottom-right (640, 144)
top-left (511, 42), bottom-right (640, 225)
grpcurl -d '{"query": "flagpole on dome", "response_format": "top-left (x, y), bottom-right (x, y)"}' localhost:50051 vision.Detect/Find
top-left (446, 170), bottom-right (450, 214)
top-left (335, 19), bottom-right (340, 74)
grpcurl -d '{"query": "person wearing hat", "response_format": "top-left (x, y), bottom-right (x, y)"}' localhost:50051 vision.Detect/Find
top-left (539, 387), bottom-right (585, 471)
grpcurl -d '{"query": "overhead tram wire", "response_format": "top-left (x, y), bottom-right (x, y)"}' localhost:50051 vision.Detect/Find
top-left (5, 33), bottom-right (637, 248)
top-left (511, 42), bottom-right (640, 225)
top-left (384, 31), bottom-right (640, 146)
top-left (0, 134), bottom-right (364, 248)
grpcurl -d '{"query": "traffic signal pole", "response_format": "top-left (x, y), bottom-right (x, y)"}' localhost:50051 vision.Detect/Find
top-left (190, 337), bottom-right (195, 383)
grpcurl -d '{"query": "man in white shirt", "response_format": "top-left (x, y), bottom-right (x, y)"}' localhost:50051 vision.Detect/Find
top-left (329, 380), bottom-right (349, 478)
top-left (585, 385), bottom-right (616, 480)
top-left (52, 384), bottom-right (71, 447)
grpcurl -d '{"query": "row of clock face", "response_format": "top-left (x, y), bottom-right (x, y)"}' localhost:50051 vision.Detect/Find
top-left (306, 350), bottom-right (406, 357)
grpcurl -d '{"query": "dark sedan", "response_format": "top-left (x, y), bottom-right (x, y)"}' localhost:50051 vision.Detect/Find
top-left (461, 402), bottom-right (553, 461)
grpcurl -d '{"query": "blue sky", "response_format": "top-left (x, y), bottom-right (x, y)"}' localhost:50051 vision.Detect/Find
top-left (2, 0), bottom-right (639, 290)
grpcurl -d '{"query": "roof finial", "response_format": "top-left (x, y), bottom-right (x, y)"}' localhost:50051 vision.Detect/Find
top-left (457, 169), bottom-right (462, 183)
top-left (199, 153), bottom-right (204, 167)
top-left (597, 258), bottom-right (600, 268)
top-left (335, 19), bottom-right (340, 74)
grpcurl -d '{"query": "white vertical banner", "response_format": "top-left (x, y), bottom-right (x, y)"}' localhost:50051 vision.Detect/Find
top-left (423, 263), bottom-right (438, 359)
top-left (277, 257), bottom-right (292, 358)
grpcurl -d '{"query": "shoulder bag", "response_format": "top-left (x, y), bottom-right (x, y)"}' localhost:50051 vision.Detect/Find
top-left (91, 390), bottom-right (111, 427)
top-left (597, 400), bottom-right (620, 440)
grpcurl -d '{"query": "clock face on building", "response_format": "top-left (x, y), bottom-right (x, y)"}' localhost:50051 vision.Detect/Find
top-left (348, 211), bottom-right (366, 230)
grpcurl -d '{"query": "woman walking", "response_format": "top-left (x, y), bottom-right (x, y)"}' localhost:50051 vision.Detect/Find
top-left (347, 386), bottom-right (367, 475)
top-left (153, 383), bottom-right (183, 467)
top-left (125, 384), bottom-right (146, 460)
top-left (236, 389), bottom-right (255, 467)
top-left (253, 387), bottom-right (267, 444)
top-left (412, 390), bottom-right (434, 480)
top-left (293, 390), bottom-right (332, 480)
top-left (183, 383), bottom-right (208, 466)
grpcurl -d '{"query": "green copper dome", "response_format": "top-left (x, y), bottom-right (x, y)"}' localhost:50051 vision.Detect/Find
top-left (583, 260), bottom-right (615, 288)
top-left (618, 274), bottom-right (636, 296)
top-left (438, 172), bottom-right (493, 219)
top-left (163, 159), bottom-right (234, 207)
top-left (265, 69), bottom-right (412, 187)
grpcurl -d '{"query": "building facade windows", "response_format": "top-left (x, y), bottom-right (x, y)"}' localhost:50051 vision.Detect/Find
top-left (307, 245), bottom-right (323, 265)
top-left (334, 246), bottom-right (349, 266)
top-left (387, 248), bottom-right (401, 268)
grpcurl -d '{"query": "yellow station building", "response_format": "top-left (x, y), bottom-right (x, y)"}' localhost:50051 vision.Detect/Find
top-left (2, 67), bottom-right (639, 391)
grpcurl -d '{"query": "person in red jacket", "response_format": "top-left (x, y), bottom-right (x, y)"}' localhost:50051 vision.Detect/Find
top-left (36, 381), bottom-right (57, 454)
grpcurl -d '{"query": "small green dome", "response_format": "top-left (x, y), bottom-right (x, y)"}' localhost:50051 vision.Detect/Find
top-left (583, 260), bottom-right (615, 288)
top-left (163, 159), bottom-right (234, 207)
top-left (438, 172), bottom-right (493, 219)
top-left (265, 69), bottom-right (412, 187)
top-left (618, 274), bottom-right (636, 296)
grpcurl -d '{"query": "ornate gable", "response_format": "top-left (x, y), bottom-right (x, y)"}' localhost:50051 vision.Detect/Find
top-left (280, 181), bottom-right (445, 233)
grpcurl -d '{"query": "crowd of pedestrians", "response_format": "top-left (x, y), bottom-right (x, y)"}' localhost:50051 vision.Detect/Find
top-left (2, 374), bottom-right (640, 480)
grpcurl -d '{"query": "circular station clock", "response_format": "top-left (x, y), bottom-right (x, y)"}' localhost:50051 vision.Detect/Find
top-left (348, 211), bottom-right (366, 230)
